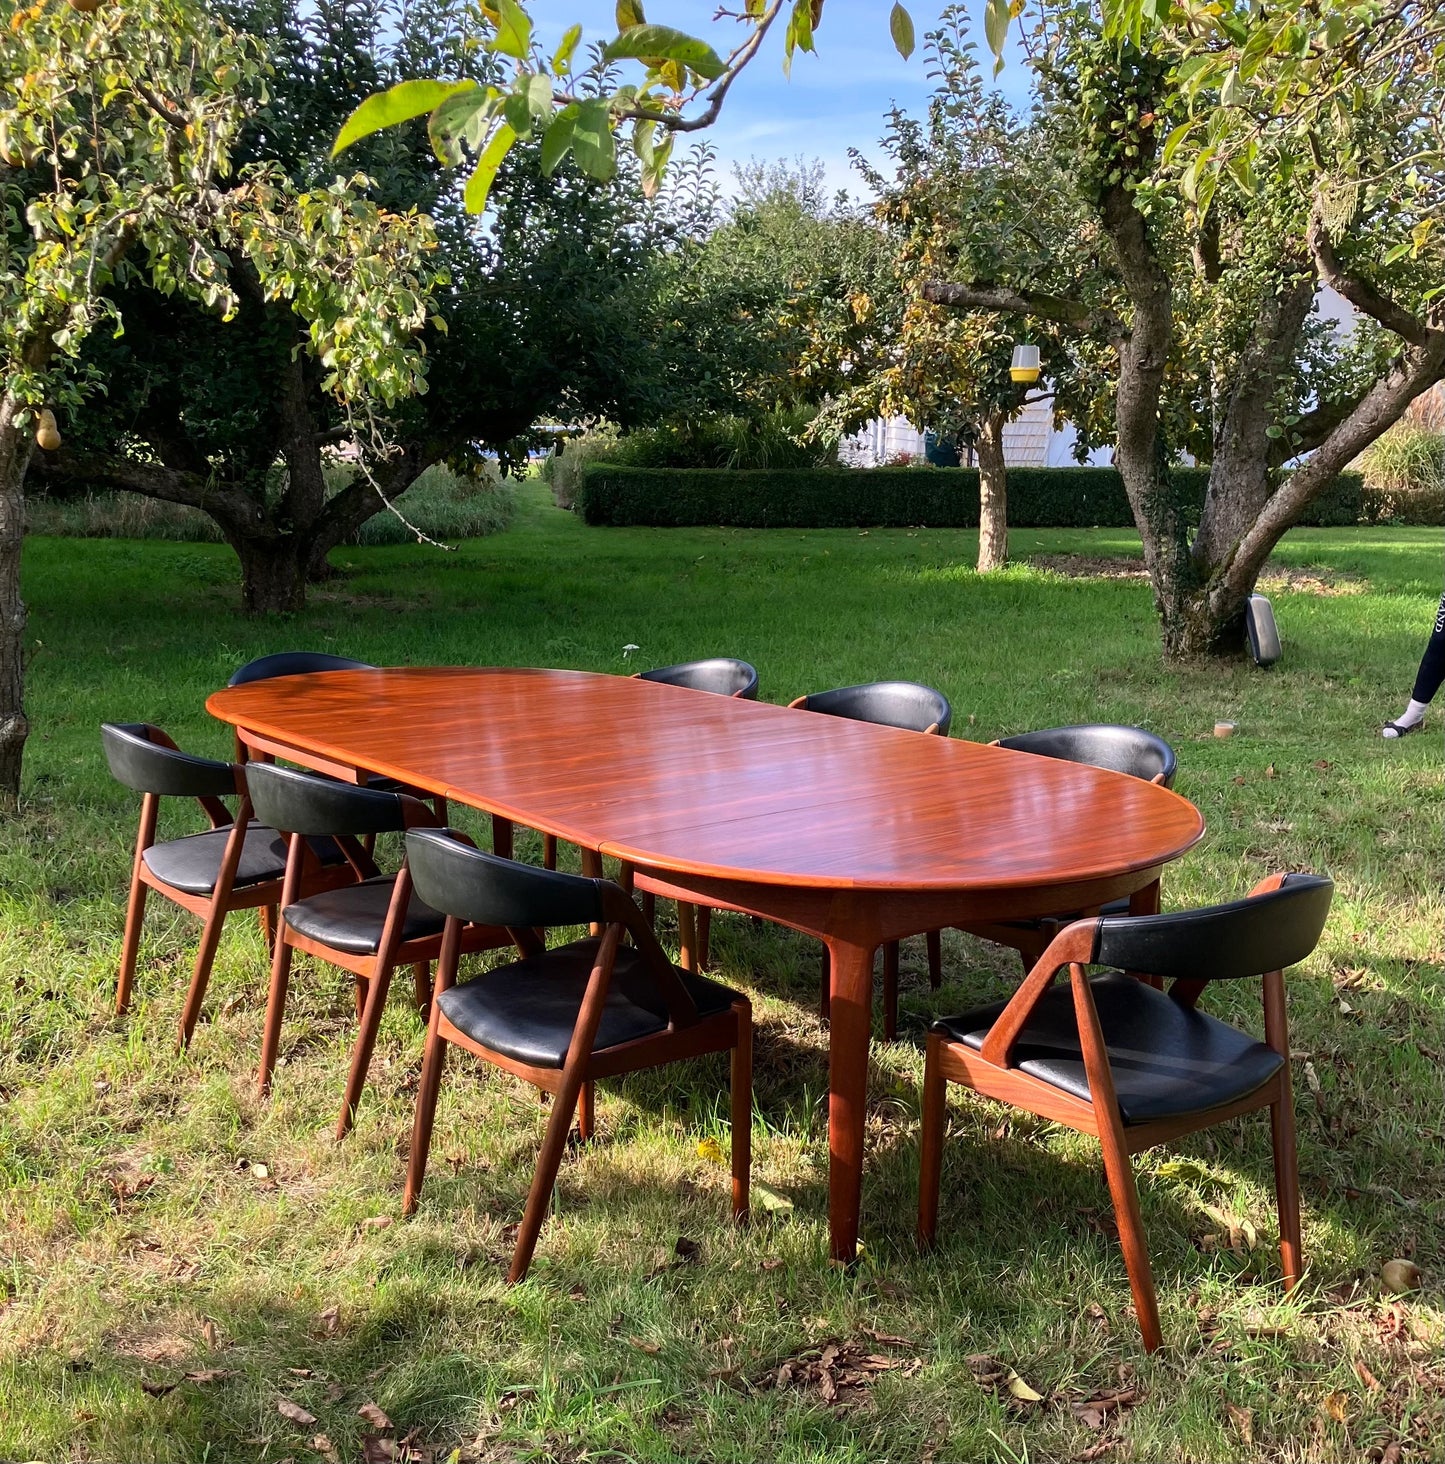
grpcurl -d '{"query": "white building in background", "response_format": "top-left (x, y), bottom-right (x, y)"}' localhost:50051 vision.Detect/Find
top-left (839, 395), bottom-right (1114, 469)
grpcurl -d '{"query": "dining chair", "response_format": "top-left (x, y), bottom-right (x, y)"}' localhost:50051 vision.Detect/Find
top-left (918, 871), bottom-right (1333, 1351)
top-left (243, 763), bottom-right (512, 1137)
top-left (401, 827), bottom-right (753, 1283)
top-left (229, 650), bottom-right (447, 824)
top-left (620, 658), bottom-right (761, 968)
top-left (959, 724), bottom-right (1178, 969)
top-left (101, 722), bottom-right (353, 1046)
top-left (790, 681), bottom-right (953, 1038)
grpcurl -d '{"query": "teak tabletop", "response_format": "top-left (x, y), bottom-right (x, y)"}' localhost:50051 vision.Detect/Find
top-left (208, 666), bottom-right (1206, 1260)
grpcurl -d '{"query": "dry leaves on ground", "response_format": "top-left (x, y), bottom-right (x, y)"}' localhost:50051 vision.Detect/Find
top-left (278, 1398), bottom-right (319, 1428)
top-left (754, 1332), bottom-right (924, 1412)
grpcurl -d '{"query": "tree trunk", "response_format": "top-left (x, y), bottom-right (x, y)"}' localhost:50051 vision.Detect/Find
top-left (231, 533), bottom-right (310, 615)
top-left (0, 395), bottom-right (31, 806)
top-left (975, 412), bottom-right (1008, 572)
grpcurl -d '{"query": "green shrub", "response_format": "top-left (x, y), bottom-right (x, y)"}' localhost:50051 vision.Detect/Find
top-left (1358, 422), bottom-right (1445, 526)
top-left (26, 463), bottom-right (515, 544)
top-left (577, 464), bottom-right (1367, 529)
top-left (538, 424), bottom-right (624, 510)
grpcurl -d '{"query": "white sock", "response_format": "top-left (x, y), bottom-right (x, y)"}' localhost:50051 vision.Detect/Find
top-left (1383, 699), bottom-right (1430, 736)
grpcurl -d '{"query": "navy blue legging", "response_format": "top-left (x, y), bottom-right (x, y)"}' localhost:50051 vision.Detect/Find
top-left (1414, 591), bottom-right (1445, 703)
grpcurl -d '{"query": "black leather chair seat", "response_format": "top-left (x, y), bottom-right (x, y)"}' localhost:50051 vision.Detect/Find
top-left (933, 971), bottom-right (1283, 1125)
top-left (437, 939), bottom-right (742, 1069)
top-left (143, 823), bottom-right (342, 896)
top-left (284, 875), bottom-right (444, 955)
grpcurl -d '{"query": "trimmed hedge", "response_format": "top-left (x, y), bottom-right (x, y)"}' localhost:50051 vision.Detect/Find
top-left (577, 464), bottom-right (1367, 530)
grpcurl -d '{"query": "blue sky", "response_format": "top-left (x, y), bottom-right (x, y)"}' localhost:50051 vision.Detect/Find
top-left (533, 2), bottom-right (1035, 197)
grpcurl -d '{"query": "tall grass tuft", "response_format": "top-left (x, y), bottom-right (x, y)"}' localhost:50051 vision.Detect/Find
top-left (1358, 419), bottom-right (1445, 526)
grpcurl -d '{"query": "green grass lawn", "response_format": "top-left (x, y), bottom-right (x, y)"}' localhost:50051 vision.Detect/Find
top-left (2, 485), bottom-right (1442, 1462)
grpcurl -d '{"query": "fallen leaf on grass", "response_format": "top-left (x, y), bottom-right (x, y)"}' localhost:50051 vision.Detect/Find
top-left (360, 1215), bottom-right (393, 1232)
top-left (362, 1438), bottom-right (397, 1464)
top-left (288, 1368), bottom-right (315, 1378)
top-left (1354, 1359), bottom-right (1382, 1392)
top-left (758, 1334), bottom-right (924, 1412)
top-left (965, 1354), bottom-right (1045, 1407)
top-left (249, 1162), bottom-right (270, 1179)
top-left (183, 1369), bottom-right (231, 1385)
top-left (201, 1319), bottom-right (219, 1350)
top-left (696, 1136), bottom-right (725, 1164)
top-left (314, 1305), bottom-right (341, 1337)
top-left (308, 1432), bottom-right (340, 1462)
top-left (1075, 1439), bottom-right (1120, 1462)
top-left (760, 1257), bottom-right (784, 1272)
top-left (1225, 1402), bottom-right (1254, 1445)
top-left (278, 1398), bottom-right (318, 1428)
top-left (358, 1403), bottom-right (394, 1431)
top-left (752, 1183), bottom-right (794, 1215)
top-left (628, 1337), bottom-right (662, 1354)
top-left (1322, 1390), bottom-right (1350, 1423)
top-left (1069, 1386), bottom-right (1139, 1429)
top-left (140, 1378), bottom-right (177, 1398)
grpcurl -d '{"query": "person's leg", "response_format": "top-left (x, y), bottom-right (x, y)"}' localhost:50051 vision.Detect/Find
top-left (1384, 592), bottom-right (1445, 736)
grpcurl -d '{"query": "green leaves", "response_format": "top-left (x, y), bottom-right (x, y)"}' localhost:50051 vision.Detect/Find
top-left (982, 0), bottom-right (1010, 76)
top-left (490, 0), bottom-right (532, 59)
top-left (552, 23), bottom-right (582, 74)
top-left (464, 122), bottom-right (517, 213)
top-left (333, 79), bottom-right (476, 157)
top-left (571, 98), bottom-right (616, 182)
top-left (889, 3), bottom-right (915, 61)
top-left (603, 25), bottom-right (725, 80)
top-left (540, 103), bottom-right (578, 176)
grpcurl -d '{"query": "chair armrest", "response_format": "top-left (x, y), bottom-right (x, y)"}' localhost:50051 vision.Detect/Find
top-left (602, 884), bottom-right (701, 1027)
top-left (978, 918), bottom-right (1097, 1066)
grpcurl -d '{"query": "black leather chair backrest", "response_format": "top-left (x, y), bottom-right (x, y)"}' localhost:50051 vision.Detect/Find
top-left (228, 652), bottom-right (375, 687)
top-left (797, 681), bottom-right (952, 736)
top-left (996, 724), bottom-right (1177, 787)
top-left (101, 723), bottom-right (236, 799)
top-left (1094, 873), bottom-right (1333, 982)
top-left (245, 761), bottom-right (409, 837)
top-left (406, 828), bottom-right (606, 929)
top-left (638, 659), bottom-right (759, 700)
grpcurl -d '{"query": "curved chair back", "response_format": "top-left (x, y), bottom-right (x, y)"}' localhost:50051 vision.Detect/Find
top-left (637, 659), bottom-right (759, 700)
top-left (1094, 873), bottom-right (1333, 982)
top-left (245, 761), bottom-right (416, 837)
top-left (407, 828), bottom-right (606, 930)
top-left (792, 681), bottom-right (952, 737)
top-left (101, 723), bottom-right (236, 799)
top-left (228, 652), bottom-right (375, 687)
top-left (997, 724), bottom-right (1177, 787)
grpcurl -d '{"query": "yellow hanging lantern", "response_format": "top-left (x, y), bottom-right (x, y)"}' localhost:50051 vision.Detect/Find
top-left (35, 409), bottom-right (61, 451)
top-left (1010, 343), bottom-right (1041, 384)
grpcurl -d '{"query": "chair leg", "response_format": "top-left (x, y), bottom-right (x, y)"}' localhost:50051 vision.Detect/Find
top-left (678, 901), bottom-right (698, 974)
top-left (412, 961), bottom-right (432, 1022)
top-left (696, 906), bottom-right (712, 971)
top-left (542, 833), bottom-right (557, 871)
top-left (819, 945), bottom-right (831, 1019)
top-left (926, 929), bottom-right (942, 989)
top-left (576, 1080), bottom-right (595, 1142)
top-left (257, 936), bottom-right (295, 1097)
top-left (115, 876), bottom-right (148, 1016)
top-left (337, 964), bottom-right (394, 1140)
top-left (882, 941), bottom-right (900, 1041)
top-left (176, 897), bottom-right (229, 1050)
top-left (402, 1022), bottom-right (449, 1215)
top-left (509, 1062), bottom-right (590, 1284)
top-left (917, 1035), bottom-right (945, 1249)
top-left (1271, 1085), bottom-right (1304, 1289)
top-left (731, 1003), bottom-right (752, 1222)
top-left (1096, 1117), bottom-right (1162, 1351)
top-left (258, 903), bottom-right (276, 954)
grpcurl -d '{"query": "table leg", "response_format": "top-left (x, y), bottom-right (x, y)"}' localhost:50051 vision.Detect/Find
top-left (825, 937), bottom-right (875, 1263)
top-left (1129, 879), bottom-right (1161, 916)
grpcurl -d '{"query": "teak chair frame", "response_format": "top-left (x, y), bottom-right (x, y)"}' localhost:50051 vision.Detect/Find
top-left (958, 731), bottom-right (1174, 970)
top-left (918, 872), bottom-right (1309, 1353)
top-left (107, 723), bottom-right (354, 1048)
top-left (402, 842), bottom-right (752, 1285)
top-left (252, 776), bottom-right (509, 1138)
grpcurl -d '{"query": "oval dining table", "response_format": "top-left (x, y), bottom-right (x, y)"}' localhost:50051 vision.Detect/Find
top-left (207, 666), bottom-right (1206, 1262)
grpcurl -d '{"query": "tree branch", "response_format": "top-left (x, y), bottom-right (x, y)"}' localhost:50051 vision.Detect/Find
top-left (920, 280), bottom-right (1123, 337)
top-left (1308, 211), bottom-right (1429, 347)
top-left (28, 448), bottom-right (264, 532)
